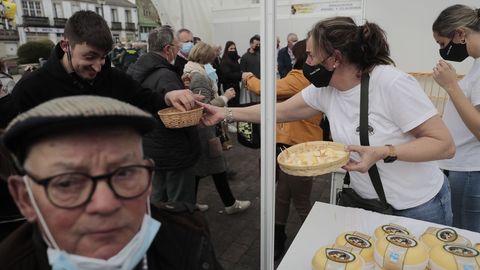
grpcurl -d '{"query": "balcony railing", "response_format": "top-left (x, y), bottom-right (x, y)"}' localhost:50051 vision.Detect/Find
top-left (0, 29), bottom-right (19, 41)
top-left (111, 21), bottom-right (122, 30)
top-left (54, 18), bottom-right (67, 28)
top-left (125, 22), bottom-right (135, 31)
top-left (22, 16), bottom-right (50, 27)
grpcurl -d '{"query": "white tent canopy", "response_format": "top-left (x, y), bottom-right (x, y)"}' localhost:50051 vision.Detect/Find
top-left (151, 0), bottom-right (476, 74)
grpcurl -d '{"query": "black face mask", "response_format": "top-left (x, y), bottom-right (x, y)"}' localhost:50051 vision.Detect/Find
top-left (227, 51), bottom-right (238, 60)
top-left (439, 40), bottom-right (469, 62)
top-left (302, 62), bottom-right (334, 87)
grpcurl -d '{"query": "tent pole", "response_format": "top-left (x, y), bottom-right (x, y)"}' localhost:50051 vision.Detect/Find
top-left (260, 0), bottom-right (276, 269)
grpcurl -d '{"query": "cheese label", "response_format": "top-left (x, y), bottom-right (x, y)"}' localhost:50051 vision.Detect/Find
top-left (434, 228), bottom-right (458, 242)
top-left (381, 224), bottom-right (410, 236)
top-left (344, 233), bottom-right (372, 253)
top-left (443, 245), bottom-right (479, 270)
top-left (325, 248), bottom-right (356, 264)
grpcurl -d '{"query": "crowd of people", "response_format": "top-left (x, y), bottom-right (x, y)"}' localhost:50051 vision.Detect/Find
top-left (0, 3), bottom-right (479, 269)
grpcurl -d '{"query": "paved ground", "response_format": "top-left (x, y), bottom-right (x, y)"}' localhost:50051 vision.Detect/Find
top-left (196, 136), bottom-right (332, 270)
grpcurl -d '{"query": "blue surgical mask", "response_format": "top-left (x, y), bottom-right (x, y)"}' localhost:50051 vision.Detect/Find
top-left (181, 42), bottom-right (193, 55)
top-left (204, 63), bottom-right (218, 82)
top-left (47, 215), bottom-right (160, 270)
top-left (23, 176), bottom-right (161, 270)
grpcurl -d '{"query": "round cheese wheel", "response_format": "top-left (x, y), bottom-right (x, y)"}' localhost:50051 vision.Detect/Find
top-left (420, 227), bottom-right (472, 251)
top-left (429, 244), bottom-right (480, 270)
top-left (335, 231), bottom-right (374, 269)
top-left (374, 234), bottom-right (429, 270)
top-left (475, 243), bottom-right (480, 251)
top-left (312, 246), bottom-right (365, 270)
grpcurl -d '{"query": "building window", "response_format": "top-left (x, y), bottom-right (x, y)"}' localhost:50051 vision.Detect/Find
top-left (143, 9), bottom-right (150, 17)
top-left (22, 0), bottom-right (43, 17)
top-left (53, 2), bottom-right (63, 18)
top-left (111, 8), bottom-right (118, 21)
top-left (95, 6), bottom-right (102, 15)
top-left (125, 10), bottom-right (132, 23)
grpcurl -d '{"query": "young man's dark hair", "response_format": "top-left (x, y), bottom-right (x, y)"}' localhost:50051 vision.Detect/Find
top-left (64, 10), bottom-right (113, 53)
top-left (249, 34), bottom-right (260, 44)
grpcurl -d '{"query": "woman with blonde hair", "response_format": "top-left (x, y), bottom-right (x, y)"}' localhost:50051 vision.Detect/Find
top-left (184, 42), bottom-right (251, 214)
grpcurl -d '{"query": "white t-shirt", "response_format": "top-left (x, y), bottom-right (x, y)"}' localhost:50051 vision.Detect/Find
top-left (438, 58), bottom-right (480, 171)
top-left (302, 65), bottom-right (443, 210)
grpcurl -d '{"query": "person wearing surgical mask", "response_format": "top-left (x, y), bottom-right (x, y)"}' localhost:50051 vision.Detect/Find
top-left (0, 95), bottom-right (223, 270)
top-left (277, 33), bottom-right (299, 78)
top-left (174, 28), bottom-right (194, 77)
top-left (127, 26), bottom-right (204, 208)
top-left (432, 4), bottom-right (480, 233)
top-left (198, 17), bottom-right (455, 226)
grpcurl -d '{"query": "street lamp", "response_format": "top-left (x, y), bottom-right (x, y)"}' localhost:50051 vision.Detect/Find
top-left (97, 0), bottom-right (106, 17)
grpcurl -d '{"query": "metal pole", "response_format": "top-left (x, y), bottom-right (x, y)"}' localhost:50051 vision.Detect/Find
top-left (260, 0), bottom-right (276, 269)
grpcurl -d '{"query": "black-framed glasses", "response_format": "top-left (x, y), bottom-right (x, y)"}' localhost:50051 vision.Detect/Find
top-left (25, 165), bottom-right (154, 209)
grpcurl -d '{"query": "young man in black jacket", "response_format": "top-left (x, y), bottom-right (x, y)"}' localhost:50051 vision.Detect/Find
top-left (7, 10), bottom-right (199, 124)
top-left (127, 26), bottom-right (201, 205)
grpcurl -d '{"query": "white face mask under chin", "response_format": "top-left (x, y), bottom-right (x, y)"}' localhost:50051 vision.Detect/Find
top-left (22, 176), bottom-right (161, 270)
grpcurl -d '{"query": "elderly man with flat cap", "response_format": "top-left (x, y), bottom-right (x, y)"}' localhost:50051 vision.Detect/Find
top-left (0, 96), bottom-right (223, 270)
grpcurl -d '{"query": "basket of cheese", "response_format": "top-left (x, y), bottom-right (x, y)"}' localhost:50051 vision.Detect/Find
top-left (277, 141), bottom-right (349, 176)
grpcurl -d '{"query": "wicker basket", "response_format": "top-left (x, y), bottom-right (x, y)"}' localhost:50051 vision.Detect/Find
top-left (158, 107), bottom-right (203, 128)
top-left (277, 141), bottom-right (349, 176)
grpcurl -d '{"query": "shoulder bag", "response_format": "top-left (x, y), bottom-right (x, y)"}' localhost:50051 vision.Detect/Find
top-left (336, 73), bottom-right (394, 215)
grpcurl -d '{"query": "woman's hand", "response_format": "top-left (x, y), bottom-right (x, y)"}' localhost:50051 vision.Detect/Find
top-left (432, 60), bottom-right (458, 93)
top-left (196, 101), bottom-right (226, 126)
top-left (224, 87), bottom-right (236, 100)
top-left (342, 145), bottom-right (388, 173)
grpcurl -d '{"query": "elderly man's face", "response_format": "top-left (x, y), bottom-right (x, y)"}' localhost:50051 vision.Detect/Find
top-left (11, 129), bottom-right (150, 259)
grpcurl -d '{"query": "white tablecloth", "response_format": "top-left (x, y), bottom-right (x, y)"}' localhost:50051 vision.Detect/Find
top-left (277, 202), bottom-right (480, 269)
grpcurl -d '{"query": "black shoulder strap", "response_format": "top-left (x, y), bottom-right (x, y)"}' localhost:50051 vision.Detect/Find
top-left (344, 74), bottom-right (388, 205)
top-left (360, 73), bottom-right (388, 204)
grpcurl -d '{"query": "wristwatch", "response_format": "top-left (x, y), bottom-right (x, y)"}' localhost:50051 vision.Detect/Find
top-left (383, 144), bottom-right (397, 163)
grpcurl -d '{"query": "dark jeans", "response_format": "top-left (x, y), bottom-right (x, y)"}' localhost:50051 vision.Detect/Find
top-left (445, 170), bottom-right (480, 232)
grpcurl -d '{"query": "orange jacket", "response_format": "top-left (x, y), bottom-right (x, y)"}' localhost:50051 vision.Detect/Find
top-left (245, 69), bottom-right (323, 145)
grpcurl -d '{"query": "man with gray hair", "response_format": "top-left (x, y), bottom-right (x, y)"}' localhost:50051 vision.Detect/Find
top-left (174, 28), bottom-right (194, 76)
top-left (127, 26), bottom-right (201, 206)
top-left (277, 33), bottom-right (298, 78)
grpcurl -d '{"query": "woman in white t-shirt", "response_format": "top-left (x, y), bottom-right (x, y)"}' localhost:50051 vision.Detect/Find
top-left (199, 16), bottom-right (455, 224)
top-left (432, 4), bottom-right (480, 232)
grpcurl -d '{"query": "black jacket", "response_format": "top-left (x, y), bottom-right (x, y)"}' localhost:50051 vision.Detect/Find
top-left (12, 44), bottom-right (167, 117)
top-left (127, 52), bottom-right (200, 170)
top-left (240, 50), bottom-right (260, 78)
top-left (0, 203), bottom-right (224, 270)
top-left (174, 55), bottom-right (188, 77)
top-left (219, 55), bottom-right (241, 90)
top-left (219, 55), bottom-right (242, 106)
top-left (277, 46), bottom-right (292, 78)
top-left (10, 44), bottom-right (166, 119)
